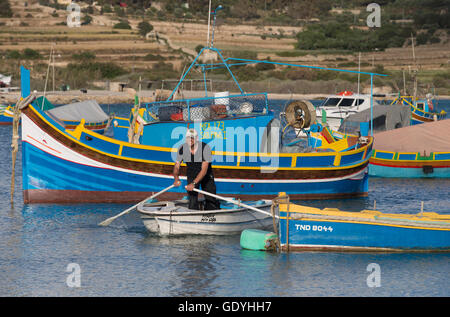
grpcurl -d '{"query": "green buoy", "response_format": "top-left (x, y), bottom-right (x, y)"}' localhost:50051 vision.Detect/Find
top-left (240, 229), bottom-right (278, 251)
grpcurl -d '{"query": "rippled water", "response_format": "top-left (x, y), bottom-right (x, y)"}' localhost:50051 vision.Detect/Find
top-left (0, 100), bottom-right (449, 297)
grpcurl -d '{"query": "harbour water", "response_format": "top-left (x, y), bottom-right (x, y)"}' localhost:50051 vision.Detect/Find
top-left (0, 100), bottom-right (449, 297)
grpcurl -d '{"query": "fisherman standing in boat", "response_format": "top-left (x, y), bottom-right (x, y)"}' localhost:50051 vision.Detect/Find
top-left (173, 128), bottom-right (220, 210)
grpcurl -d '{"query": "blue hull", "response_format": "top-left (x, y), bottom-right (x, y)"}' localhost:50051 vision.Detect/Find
top-left (0, 114), bottom-right (12, 125)
top-left (279, 217), bottom-right (450, 252)
top-left (22, 141), bottom-right (369, 203)
top-left (369, 164), bottom-right (450, 178)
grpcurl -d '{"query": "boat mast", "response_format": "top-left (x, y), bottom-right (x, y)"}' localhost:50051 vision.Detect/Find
top-left (357, 52), bottom-right (361, 96)
top-left (411, 33), bottom-right (418, 105)
top-left (206, 0), bottom-right (212, 47)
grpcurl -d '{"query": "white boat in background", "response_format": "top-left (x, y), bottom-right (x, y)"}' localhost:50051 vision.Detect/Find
top-left (0, 74), bottom-right (12, 87)
top-left (316, 91), bottom-right (381, 131)
top-left (137, 199), bottom-right (273, 236)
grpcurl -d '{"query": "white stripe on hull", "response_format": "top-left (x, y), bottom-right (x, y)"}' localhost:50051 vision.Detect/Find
top-left (22, 113), bottom-right (367, 185)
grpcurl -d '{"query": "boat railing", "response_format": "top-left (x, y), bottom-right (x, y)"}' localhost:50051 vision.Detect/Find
top-left (142, 92), bottom-right (269, 122)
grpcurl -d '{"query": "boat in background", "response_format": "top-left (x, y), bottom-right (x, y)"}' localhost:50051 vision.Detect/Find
top-left (369, 119), bottom-right (450, 178)
top-left (137, 198), bottom-right (273, 235)
top-left (241, 193), bottom-right (450, 252)
top-left (316, 91), bottom-right (382, 131)
top-left (0, 102), bottom-right (13, 125)
top-left (20, 93), bottom-right (373, 203)
top-left (391, 94), bottom-right (446, 125)
top-left (19, 28), bottom-right (385, 204)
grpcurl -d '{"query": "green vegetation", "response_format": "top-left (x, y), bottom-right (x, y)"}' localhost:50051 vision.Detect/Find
top-left (71, 51), bottom-right (96, 61)
top-left (137, 21), bottom-right (153, 37)
top-left (0, 0), bottom-right (12, 18)
top-left (67, 62), bottom-right (127, 79)
top-left (113, 21), bottom-right (132, 30)
top-left (296, 22), bottom-right (415, 51)
top-left (143, 53), bottom-right (164, 61)
top-left (4, 49), bottom-right (42, 60)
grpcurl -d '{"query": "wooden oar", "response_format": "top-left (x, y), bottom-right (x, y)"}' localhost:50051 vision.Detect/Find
top-left (193, 188), bottom-right (278, 219)
top-left (98, 184), bottom-right (175, 226)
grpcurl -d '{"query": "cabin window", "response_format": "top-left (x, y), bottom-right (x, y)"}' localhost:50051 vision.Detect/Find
top-left (339, 98), bottom-right (355, 107)
top-left (417, 103), bottom-right (424, 110)
top-left (322, 98), bottom-right (341, 107)
top-left (355, 99), bottom-right (365, 106)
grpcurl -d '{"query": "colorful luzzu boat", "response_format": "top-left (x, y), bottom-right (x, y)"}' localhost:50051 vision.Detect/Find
top-left (369, 119), bottom-right (450, 178)
top-left (275, 198), bottom-right (450, 252)
top-left (0, 104), bottom-right (13, 125)
top-left (241, 194), bottom-right (450, 252)
top-left (391, 95), bottom-right (446, 126)
top-left (19, 45), bottom-right (386, 204)
top-left (20, 94), bottom-right (373, 203)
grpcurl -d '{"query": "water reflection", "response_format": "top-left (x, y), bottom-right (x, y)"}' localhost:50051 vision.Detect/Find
top-left (143, 235), bottom-right (222, 297)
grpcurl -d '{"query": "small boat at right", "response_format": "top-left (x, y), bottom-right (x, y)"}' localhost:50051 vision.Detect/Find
top-left (369, 119), bottom-right (450, 178)
top-left (272, 198), bottom-right (450, 252)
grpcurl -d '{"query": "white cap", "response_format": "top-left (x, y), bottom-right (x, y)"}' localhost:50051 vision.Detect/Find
top-left (185, 128), bottom-right (198, 138)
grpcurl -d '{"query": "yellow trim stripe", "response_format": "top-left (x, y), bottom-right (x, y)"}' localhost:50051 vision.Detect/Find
top-left (30, 106), bottom-right (371, 170)
top-left (279, 216), bottom-right (450, 231)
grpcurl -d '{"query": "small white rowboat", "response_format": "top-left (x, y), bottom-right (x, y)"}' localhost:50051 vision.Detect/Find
top-left (137, 199), bottom-right (274, 236)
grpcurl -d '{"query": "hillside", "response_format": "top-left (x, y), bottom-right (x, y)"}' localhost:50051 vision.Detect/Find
top-left (0, 0), bottom-right (449, 99)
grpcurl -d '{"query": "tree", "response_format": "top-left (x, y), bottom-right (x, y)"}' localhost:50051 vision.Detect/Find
top-left (138, 21), bottom-right (153, 37)
top-left (113, 21), bottom-right (132, 29)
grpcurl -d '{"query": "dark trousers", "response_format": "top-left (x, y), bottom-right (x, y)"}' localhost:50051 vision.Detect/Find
top-left (187, 175), bottom-right (220, 210)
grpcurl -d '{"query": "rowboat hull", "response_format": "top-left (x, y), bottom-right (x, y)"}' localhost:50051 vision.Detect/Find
top-left (138, 200), bottom-right (274, 235)
top-left (20, 104), bottom-right (372, 203)
top-left (278, 203), bottom-right (450, 252)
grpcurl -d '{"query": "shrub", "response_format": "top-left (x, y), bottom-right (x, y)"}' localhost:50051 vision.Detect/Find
top-left (143, 53), bottom-right (164, 61)
top-left (138, 21), bottom-right (153, 37)
top-left (0, 0), bottom-right (13, 17)
top-left (67, 62), bottom-right (126, 79)
top-left (22, 48), bottom-right (41, 59)
top-left (6, 50), bottom-right (21, 59)
top-left (71, 51), bottom-right (96, 61)
top-left (195, 45), bottom-right (204, 53)
top-left (113, 21), bottom-right (131, 30)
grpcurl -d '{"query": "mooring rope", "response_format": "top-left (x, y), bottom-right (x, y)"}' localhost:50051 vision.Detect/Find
top-left (10, 94), bottom-right (36, 206)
